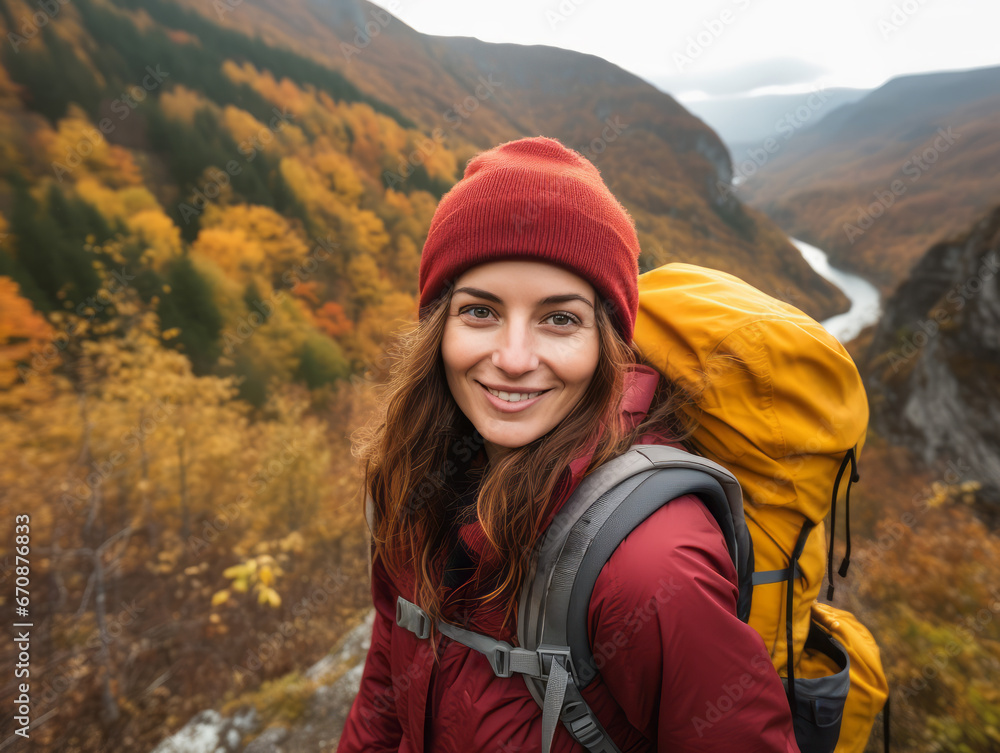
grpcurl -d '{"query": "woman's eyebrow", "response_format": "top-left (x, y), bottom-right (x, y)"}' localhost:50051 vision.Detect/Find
top-left (453, 287), bottom-right (594, 308)
top-left (542, 293), bottom-right (594, 308)
top-left (453, 286), bottom-right (502, 302)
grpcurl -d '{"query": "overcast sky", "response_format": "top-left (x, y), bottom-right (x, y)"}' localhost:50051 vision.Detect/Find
top-left (368, 0), bottom-right (1000, 101)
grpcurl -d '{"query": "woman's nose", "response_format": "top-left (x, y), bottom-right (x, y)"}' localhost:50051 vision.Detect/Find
top-left (491, 324), bottom-right (539, 375)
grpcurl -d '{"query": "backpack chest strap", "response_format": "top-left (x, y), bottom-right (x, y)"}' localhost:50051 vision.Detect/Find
top-left (395, 596), bottom-right (619, 753)
top-left (397, 596), bottom-right (558, 677)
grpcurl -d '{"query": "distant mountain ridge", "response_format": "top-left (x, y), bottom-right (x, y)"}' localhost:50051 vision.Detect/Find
top-left (682, 86), bottom-right (871, 156)
top-left (794, 66), bottom-right (1000, 145)
top-left (738, 64), bottom-right (1000, 296)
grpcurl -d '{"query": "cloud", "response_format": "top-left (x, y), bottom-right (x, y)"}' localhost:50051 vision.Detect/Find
top-left (648, 57), bottom-right (829, 98)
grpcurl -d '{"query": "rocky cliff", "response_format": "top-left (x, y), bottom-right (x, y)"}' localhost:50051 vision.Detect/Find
top-left (865, 204), bottom-right (1000, 520)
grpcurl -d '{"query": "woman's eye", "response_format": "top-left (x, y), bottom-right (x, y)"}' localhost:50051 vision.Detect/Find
top-left (548, 312), bottom-right (580, 327)
top-left (462, 306), bottom-right (493, 319)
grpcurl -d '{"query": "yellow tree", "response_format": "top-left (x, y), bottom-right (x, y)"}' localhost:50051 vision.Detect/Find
top-left (198, 203), bottom-right (311, 287)
top-left (313, 140), bottom-right (365, 203)
top-left (191, 225), bottom-right (267, 282)
top-left (40, 104), bottom-right (144, 188)
top-left (344, 251), bottom-right (389, 327)
top-left (159, 84), bottom-right (214, 125)
top-left (126, 209), bottom-right (184, 272)
top-left (352, 291), bottom-right (417, 368)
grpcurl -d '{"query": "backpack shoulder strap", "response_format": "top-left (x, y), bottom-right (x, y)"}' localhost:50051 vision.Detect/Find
top-left (520, 444), bottom-right (751, 648)
top-left (515, 444), bottom-right (752, 753)
top-left (394, 444), bottom-right (751, 753)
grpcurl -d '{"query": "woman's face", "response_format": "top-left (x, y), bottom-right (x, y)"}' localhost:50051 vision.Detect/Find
top-left (441, 260), bottom-right (601, 460)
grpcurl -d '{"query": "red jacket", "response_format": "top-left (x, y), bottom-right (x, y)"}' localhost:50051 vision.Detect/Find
top-left (338, 367), bottom-right (800, 752)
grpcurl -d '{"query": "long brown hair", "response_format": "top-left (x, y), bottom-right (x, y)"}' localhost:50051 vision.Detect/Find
top-left (352, 284), bottom-right (695, 650)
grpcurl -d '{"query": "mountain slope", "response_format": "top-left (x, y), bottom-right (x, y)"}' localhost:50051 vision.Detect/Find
top-left (739, 65), bottom-right (1000, 296)
top-left (175, 0), bottom-right (850, 320)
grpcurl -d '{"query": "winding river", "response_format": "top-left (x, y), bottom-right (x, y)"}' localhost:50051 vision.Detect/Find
top-left (791, 238), bottom-right (882, 344)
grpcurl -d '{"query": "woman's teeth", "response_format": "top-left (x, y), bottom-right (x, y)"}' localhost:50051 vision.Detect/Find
top-left (487, 387), bottom-right (544, 403)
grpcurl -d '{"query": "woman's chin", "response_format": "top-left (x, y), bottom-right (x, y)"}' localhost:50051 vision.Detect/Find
top-left (481, 431), bottom-right (538, 459)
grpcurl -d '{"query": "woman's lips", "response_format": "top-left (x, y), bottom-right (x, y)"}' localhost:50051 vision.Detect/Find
top-left (479, 382), bottom-right (549, 413)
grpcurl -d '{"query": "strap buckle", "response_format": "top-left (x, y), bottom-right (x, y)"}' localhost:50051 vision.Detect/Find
top-left (486, 643), bottom-right (573, 680)
top-left (395, 596), bottom-right (430, 639)
top-left (488, 642), bottom-right (515, 677)
top-left (568, 715), bottom-right (606, 748)
top-left (536, 644), bottom-right (574, 681)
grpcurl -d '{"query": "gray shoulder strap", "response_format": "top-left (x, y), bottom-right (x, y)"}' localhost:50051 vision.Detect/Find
top-left (394, 445), bottom-right (750, 753)
top-left (516, 444), bottom-right (751, 750)
top-left (520, 444), bottom-right (749, 654)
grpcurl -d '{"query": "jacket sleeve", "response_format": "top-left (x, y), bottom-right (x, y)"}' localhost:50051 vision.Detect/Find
top-left (336, 552), bottom-right (404, 752)
top-left (586, 493), bottom-right (800, 753)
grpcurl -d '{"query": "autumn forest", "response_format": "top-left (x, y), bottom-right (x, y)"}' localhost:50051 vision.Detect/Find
top-left (0, 0), bottom-right (455, 748)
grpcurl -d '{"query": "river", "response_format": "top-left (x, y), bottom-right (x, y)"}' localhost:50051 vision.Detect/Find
top-left (791, 238), bottom-right (882, 344)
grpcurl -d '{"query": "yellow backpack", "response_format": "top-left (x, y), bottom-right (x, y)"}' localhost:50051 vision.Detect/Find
top-left (634, 263), bottom-right (889, 753)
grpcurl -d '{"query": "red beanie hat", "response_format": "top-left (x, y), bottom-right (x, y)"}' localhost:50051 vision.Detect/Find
top-left (418, 136), bottom-right (641, 341)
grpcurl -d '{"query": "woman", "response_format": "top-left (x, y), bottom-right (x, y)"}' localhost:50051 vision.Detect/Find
top-left (337, 137), bottom-right (799, 752)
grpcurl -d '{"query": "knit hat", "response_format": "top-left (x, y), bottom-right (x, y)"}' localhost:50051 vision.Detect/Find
top-left (417, 136), bottom-right (642, 341)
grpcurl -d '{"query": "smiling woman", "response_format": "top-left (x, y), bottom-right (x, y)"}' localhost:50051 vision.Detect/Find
top-left (339, 137), bottom-right (800, 753)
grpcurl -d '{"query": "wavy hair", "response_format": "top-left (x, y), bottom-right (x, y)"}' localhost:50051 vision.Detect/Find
top-left (352, 285), bottom-right (695, 653)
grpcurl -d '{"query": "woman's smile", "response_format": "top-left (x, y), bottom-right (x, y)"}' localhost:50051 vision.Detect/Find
top-left (478, 381), bottom-right (551, 411)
